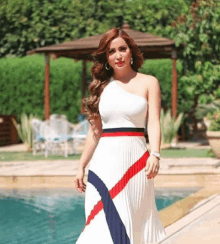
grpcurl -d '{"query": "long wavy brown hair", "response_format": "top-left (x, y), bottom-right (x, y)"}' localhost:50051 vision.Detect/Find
top-left (82, 27), bottom-right (144, 135)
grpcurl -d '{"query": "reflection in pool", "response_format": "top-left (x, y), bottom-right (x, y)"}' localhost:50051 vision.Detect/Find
top-left (0, 187), bottom-right (201, 244)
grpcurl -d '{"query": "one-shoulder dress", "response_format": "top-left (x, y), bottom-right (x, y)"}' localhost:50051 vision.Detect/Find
top-left (75, 77), bottom-right (166, 244)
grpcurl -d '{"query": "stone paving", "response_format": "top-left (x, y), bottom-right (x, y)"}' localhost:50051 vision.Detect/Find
top-left (0, 157), bottom-right (220, 176)
top-left (160, 193), bottom-right (220, 244)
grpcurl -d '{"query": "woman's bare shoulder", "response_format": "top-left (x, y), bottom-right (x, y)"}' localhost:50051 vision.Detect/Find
top-left (137, 73), bottom-right (158, 84)
top-left (136, 73), bottom-right (160, 100)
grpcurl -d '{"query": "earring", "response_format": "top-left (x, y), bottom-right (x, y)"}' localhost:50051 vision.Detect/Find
top-left (105, 62), bottom-right (111, 70)
top-left (131, 57), bottom-right (133, 65)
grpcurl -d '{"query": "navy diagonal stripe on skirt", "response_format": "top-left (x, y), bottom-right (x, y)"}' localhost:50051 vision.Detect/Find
top-left (88, 170), bottom-right (130, 244)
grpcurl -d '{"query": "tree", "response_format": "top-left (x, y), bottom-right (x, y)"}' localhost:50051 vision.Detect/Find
top-left (0, 0), bottom-right (127, 57)
top-left (171, 0), bottom-right (220, 131)
top-left (0, 0), bottom-right (191, 57)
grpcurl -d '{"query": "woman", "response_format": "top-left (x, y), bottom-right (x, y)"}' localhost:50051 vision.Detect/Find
top-left (74, 27), bottom-right (166, 244)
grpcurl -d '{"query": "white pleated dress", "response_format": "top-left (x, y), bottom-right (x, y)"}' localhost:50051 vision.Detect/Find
top-left (75, 77), bottom-right (166, 244)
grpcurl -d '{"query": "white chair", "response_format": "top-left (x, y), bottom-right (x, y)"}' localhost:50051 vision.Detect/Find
top-left (71, 119), bottom-right (89, 154)
top-left (50, 114), bottom-right (67, 120)
top-left (44, 116), bottom-right (74, 158)
top-left (30, 119), bottom-right (46, 155)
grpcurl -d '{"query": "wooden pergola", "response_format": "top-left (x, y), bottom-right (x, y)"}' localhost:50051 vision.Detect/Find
top-left (27, 22), bottom-right (182, 121)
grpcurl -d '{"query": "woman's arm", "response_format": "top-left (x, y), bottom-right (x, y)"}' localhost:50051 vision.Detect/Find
top-left (77, 115), bottom-right (103, 170)
top-left (147, 76), bottom-right (161, 153)
top-left (75, 115), bottom-right (102, 193)
top-left (145, 76), bottom-right (161, 179)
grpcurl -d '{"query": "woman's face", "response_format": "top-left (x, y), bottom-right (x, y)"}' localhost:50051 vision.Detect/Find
top-left (106, 37), bottom-right (132, 71)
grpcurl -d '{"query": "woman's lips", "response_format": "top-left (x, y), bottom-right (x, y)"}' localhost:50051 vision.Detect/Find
top-left (116, 61), bottom-right (125, 66)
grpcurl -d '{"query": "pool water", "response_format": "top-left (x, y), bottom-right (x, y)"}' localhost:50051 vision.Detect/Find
top-left (0, 187), bottom-right (201, 244)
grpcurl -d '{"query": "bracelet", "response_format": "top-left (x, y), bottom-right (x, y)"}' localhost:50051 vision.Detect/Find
top-left (150, 154), bottom-right (160, 160)
top-left (150, 151), bottom-right (160, 160)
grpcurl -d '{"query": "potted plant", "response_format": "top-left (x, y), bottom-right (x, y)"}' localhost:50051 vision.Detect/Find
top-left (205, 109), bottom-right (220, 158)
top-left (195, 98), bottom-right (220, 158)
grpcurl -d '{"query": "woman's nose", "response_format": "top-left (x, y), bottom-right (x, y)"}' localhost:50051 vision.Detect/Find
top-left (116, 51), bottom-right (121, 58)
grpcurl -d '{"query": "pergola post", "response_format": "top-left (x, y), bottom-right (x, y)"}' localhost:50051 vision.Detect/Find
top-left (171, 49), bottom-right (178, 119)
top-left (45, 54), bottom-right (50, 120)
top-left (81, 60), bottom-right (87, 114)
top-left (171, 49), bottom-right (179, 144)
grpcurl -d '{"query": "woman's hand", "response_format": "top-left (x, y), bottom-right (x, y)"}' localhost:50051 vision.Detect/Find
top-left (145, 155), bottom-right (160, 179)
top-left (74, 167), bottom-right (87, 193)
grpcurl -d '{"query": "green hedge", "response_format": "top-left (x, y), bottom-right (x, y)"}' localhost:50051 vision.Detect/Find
top-left (0, 55), bottom-right (91, 123)
top-left (0, 55), bottom-right (185, 124)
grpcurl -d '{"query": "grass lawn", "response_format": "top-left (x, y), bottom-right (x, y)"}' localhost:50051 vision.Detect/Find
top-left (0, 148), bottom-right (216, 162)
top-left (160, 148), bottom-right (215, 158)
top-left (0, 152), bottom-right (82, 162)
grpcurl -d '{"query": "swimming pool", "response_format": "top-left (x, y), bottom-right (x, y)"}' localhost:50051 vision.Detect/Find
top-left (0, 187), bottom-right (201, 244)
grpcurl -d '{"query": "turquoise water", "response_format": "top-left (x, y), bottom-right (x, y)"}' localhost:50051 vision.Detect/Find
top-left (0, 187), bottom-right (201, 244)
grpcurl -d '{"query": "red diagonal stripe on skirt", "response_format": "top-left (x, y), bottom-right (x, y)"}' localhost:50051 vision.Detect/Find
top-left (101, 132), bottom-right (145, 137)
top-left (85, 150), bottom-right (150, 226)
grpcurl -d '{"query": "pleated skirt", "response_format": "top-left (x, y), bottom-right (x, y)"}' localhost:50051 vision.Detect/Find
top-left (75, 127), bottom-right (166, 244)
